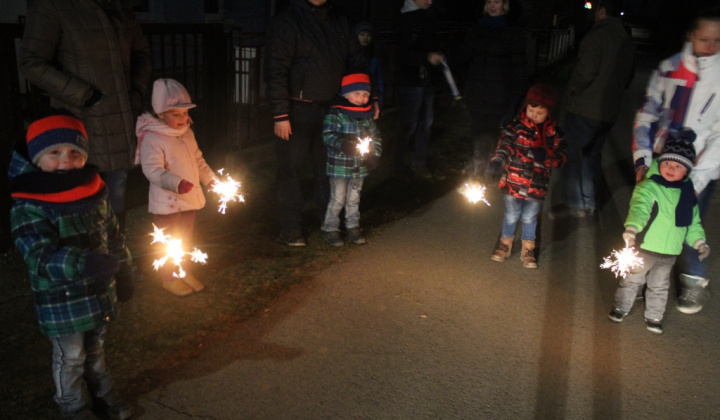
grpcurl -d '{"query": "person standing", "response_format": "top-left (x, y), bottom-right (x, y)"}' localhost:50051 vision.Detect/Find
top-left (632, 8), bottom-right (720, 314)
top-left (463, 0), bottom-right (528, 177)
top-left (264, 0), bottom-right (368, 247)
top-left (393, 0), bottom-right (444, 180)
top-left (20, 0), bottom-right (152, 233)
top-left (551, 0), bottom-right (635, 219)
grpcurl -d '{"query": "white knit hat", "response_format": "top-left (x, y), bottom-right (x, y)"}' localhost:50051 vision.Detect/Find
top-left (151, 78), bottom-right (196, 115)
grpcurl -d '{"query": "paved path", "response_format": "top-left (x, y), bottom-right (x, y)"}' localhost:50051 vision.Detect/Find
top-left (134, 67), bottom-right (720, 419)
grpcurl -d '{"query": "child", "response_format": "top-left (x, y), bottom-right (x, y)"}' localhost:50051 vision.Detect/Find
top-left (136, 78), bottom-right (217, 297)
top-left (609, 132), bottom-right (709, 334)
top-left (321, 72), bottom-right (382, 247)
top-left (484, 83), bottom-right (567, 268)
top-left (355, 21), bottom-right (386, 107)
top-left (9, 109), bottom-right (134, 420)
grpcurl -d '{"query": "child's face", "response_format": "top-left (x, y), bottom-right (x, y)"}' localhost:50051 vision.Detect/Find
top-left (526, 104), bottom-right (549, 125)
top-left (659, 160), bottom-right (688, 182)
top-left (37, 146), bottom-right (86, 172)
top-left (345, 90), bottom-right (370, 106)
top-left (358, 31), bottom-right (372, 47)
top-left (159, 108), bottom-right (190, 130)
top-left (414, 0), bottom-right (432, 9)
top-left (485, 0), bottom-right (504, 17)
top-left (690, 19), bottom-right (720, 57)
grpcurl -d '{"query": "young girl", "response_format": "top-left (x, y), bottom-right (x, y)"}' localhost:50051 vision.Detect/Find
top-left (484, 83), bottom-right (567, 268)
top-left (136, 78), bottom-right (217, 296)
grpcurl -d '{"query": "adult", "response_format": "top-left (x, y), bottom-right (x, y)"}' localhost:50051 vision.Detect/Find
top-left (20, 0), bottom-right (152, 233)
top-left (393, 0), bottom-right (444, 180)
top-left (632, 8), bottom-right (720, 314)
top-left (551, 0), bottom-right (635, 219)
top-left (265, 0), bottom-right (368, 247)
top-left (463, 0), bottom-right (528, 177)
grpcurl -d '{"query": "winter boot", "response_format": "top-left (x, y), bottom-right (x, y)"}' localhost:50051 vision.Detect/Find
top-left (677, 273), bottom-right (709, 314)
top-left (163, 278), bottom-right (193, 297)
top-left (182, 272), bottom-right (205, 292)
top-left (491, 237), bottom-right (514, 262)
top-left (521, 240), bottom-right (537, 268)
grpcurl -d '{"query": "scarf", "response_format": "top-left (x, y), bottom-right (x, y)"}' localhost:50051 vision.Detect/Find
top-left (401, 0), bottom-right (421, 13)
top-left (134, 113), bottom-right (191, 164)
top-left (10, 164), bottom-right (106, 211)
top-left (330, 94), bottom-right (374, 119)
top-left (650, 174), bottom-right (697, 227)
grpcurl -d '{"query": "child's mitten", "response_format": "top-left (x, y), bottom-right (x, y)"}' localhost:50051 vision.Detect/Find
top-left (482, 159), bottom-right (503, 184)
top-left (341, 139), bottom-right (357, 155)
top-left (178, 179), bottom-right (194, 194)
top-left (366, 155), bottom-right (379, 171)
top-left (696, 242), bottom-right (710, 261)
top-left (622, 227), bottom-right (637, 248)
top-left (532, 148), bottom-right (546, 163)
top-left (83, 253), bottom-right (121, 293)
top-left (115, 263), bottom-right (135, 302)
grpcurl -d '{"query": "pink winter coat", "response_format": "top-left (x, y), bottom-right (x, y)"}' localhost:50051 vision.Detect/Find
top-left (136, 113), bottom-right (216, 215)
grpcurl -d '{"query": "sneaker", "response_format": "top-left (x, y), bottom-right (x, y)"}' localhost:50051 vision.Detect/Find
top-left (645, 318), bottom-right (663, 334)
top-left (347, 228), bottom-right (367, 245)
top-left (280, 231), bottom-right (307, 247)
top-left (676, 275), bottom-right (709, 314)
top-left (93, 390), bottom-right (133, 420)
top-left (608, 308), bottom-right (626, 323)
top-left (324, 231), bottom-right (344, 247)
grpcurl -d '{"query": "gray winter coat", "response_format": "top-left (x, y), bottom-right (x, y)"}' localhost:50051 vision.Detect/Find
top-left (20, 0), bottom-right (152, 172)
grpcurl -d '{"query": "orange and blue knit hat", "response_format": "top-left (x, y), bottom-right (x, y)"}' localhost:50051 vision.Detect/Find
top-left (26, 108), bottom-right (88, 164)
top-left (341, 72), bottom-right (371, 95)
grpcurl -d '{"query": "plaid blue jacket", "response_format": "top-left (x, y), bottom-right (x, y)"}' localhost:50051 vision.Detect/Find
top-left (322, 108), bottom-right (382, 179)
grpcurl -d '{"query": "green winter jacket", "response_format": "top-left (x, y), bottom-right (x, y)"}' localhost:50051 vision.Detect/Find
top-left (625, 163), bottom-right (705, 255)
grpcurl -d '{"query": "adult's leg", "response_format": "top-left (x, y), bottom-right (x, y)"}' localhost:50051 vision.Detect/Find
top-left (580, 121), bottom-right (612, 212)
top-left (394, 86), bottom-right (423, 171)
top-left (560, 112), bottom-right (594, 211)
top-left (100, 169), bottom-right (129, 232)
top-left (412, 86), bottom-right (436, 168)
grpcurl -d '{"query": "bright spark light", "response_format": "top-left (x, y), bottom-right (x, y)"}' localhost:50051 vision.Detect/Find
top-left (462, 183), bottom-right (491, 206)
top-left (149, 224), bottom-right (207, 278)
top-left (211, 168), bottom-right (245, 214)
top-left (600, 246), bottom-right (644, 278)
top-left (356, 137), bottom-right (372, 156)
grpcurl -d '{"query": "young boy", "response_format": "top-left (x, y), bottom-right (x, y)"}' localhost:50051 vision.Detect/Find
top-left (9, 109), bottom-right (134, 419)
top-left (321, 72), bottom-right (382, 247)
top-left (484, 83), bottom-right (567, 268)
top-left (609, 131), bottom-right (709, 334)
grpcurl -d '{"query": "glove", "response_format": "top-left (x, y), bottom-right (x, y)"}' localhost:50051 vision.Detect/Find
top-left (341, 139), bottom-right (357, 155)
top-left (696, 242), bottom-right (710, 261)
top-left (114, 263), bottom-right (135, 302)
top-left (178, 179), bottom-right (194, 194)
top-left (83, 253), bottom-right (121, 293)
top-left (483, 160), bottom-right (502, 177)
top-left (622, 229), bottom-right (636, 248)
top-left (84, 89), bottom-right (105, 108)
top-left (532, 148), bottom-right (546, 163)
top-left (128, 89), bottom-right (143, 116)
top-left (366, 155), bottom-right (379, 171)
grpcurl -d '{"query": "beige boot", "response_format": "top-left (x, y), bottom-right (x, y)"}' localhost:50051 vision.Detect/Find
top-left (163, 278), bottom-right (193, 297)
top-left (521, 240), bottom-right (537, 268)
top-left (182, 272), bottom-right (205, 292)
top-left (491, 237), bottom-right (514, 262)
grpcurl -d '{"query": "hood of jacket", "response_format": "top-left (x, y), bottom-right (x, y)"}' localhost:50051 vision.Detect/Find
top-left (401, 0), bottom-right (421, 13)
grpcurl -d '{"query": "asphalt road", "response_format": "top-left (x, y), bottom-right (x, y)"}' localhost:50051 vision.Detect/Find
top-left (133, 65), bottom-right (720, 419)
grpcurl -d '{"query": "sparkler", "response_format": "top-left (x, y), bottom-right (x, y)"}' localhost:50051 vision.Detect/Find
top-left (149, 224), bottom-right (207, 278)
top-left (356, 137), bottom-right (372, 156)
top-left (462, 183), bottom-right (491, 206)
top-left (600, 246), bottom-right (644, 278)
top-left (210, 168), bottom-right (245, 214)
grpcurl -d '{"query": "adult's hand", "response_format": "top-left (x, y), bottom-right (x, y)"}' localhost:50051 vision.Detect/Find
top-left (274, 120), bottom-right (292, 141)
top-left (427, 52), bottom-right (444, 66)
top-left (635, 166), bottom-right (648, 184)
top-left (373, 102), bottom-right (380, 120)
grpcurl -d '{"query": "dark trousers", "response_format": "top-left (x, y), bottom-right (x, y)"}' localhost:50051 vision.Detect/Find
top-left (393, 85), bottom-right (436, 170)
top-left (275, 102), bottom-right (329, 234)
top-left (153, 210), bottom-right (197, 282)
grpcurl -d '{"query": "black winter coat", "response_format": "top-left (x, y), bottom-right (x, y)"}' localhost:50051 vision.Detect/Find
top-left (463, 16), bottom-right (527, 121)
top-left (396, 8), bottom-right (442, 87)
top-left (264, 0), bottom-right (366, 119)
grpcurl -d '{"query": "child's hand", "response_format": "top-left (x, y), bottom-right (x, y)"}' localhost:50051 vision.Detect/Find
top-left (622, 229), bottom-right (636, 248)
top-left (697, 243), bottom-right (710, 261)
top-left (366, 155), bottom-right (379, 171)
top-left (341, 139), bottom-right (357, 155)
top-left (178, 179), bottom-right (194, 194)
top-left (83, 253), bottom-right (121, 292)
top-left (532, 148), bottom-right (546, 163)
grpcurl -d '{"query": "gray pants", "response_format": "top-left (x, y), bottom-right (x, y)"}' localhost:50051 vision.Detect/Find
top-left (613, 251), bottom-right (676, 321)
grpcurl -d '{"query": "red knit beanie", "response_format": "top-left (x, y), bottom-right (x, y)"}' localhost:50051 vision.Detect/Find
top-left (524, 83), bottom-right (557, 110)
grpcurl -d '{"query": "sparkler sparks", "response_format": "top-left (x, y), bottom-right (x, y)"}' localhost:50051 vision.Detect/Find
top-left (356, 137), bottom-right (372, 156)
top-left (210, 168), bottom-right (245, 214)
top-left (600, 246), bottom-right (644, 278)
top-left (462, 183), bottom-right (491, 206)
top-left (149, 224), bottom-right (207, 278)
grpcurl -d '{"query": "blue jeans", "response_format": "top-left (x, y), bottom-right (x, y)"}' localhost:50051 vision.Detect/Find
top-left (501, 195), bottom-right (543, 241)
top-left (100, 170), bottom-right (128, 215)
top-left (560, 112), bottom-right (612, 210)
top-left (49, 326), bottom-right (113, 415)
top-left (678, 181), bottom-right (715, 279)
top-left (394, 85), bottom-right (435, 169)
top-left (322, 177), bottom-right (363, 232)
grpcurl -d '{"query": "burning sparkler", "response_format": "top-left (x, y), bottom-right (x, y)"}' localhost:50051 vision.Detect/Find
top-left (462, 183), bottom-right (491, 206)
top-left (600, 246), bottom-right (644, 278)
top-left (356, 137), bottom-right (372, 156)
top-left (149, 224), bottom-right (207, 278)
top-left (210, 168), bottom-right (245, 214)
